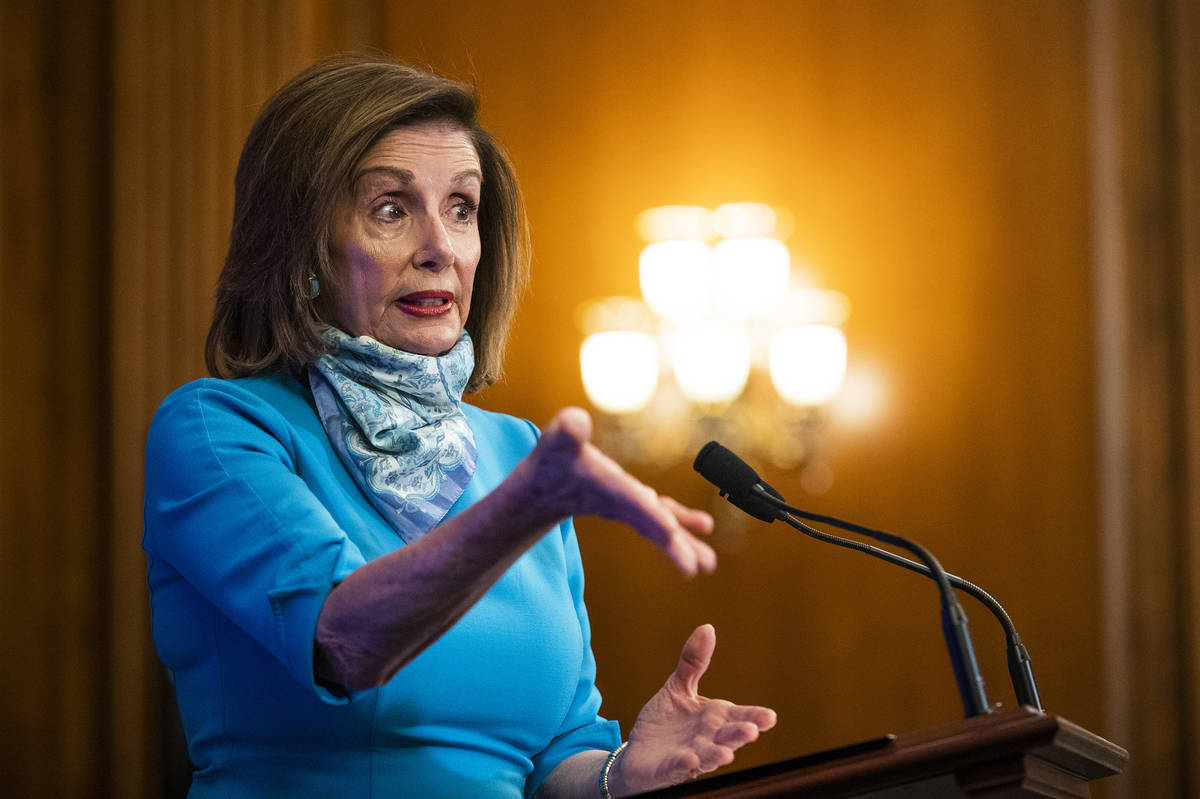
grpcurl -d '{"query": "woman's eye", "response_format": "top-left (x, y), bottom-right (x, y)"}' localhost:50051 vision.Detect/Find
top-left (374, 201), bottom-right (403, 222)
top-left (451, 201), bottom-right (478, 224)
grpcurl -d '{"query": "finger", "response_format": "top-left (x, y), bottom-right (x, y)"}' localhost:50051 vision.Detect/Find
top-left (670, 624), bottom-right (716, 696)
top-left (590, 464), bottom-right (683, 542)
top-left (663, 530), bottom-right (700, 577)
top-left (665, 526), bottom-right (716, 576)
top-left (689, 535), bottom-right (717, 574)
top-left (657, 499), bottom-right (715, 574)
top-left (622, 496), bottom-right (710, 576)
top-left (664, 528), bottom-right (718, 577)
top-left (728, 704), bottom-right (778, 731)
top-left (579, 458), bottom-right (681, 551)
top-left (658, 749), bottom-right (701, 783)
top-left (693, 741), bottom-right (735, 771)
top-left (713, 721), bottom-right (762, 747)
top-left (540, 406), bottom-right (593, 451)
top-left (536, 427), bottom-right (713, 577)
top-left (661, 496), bottom-right (714, 535)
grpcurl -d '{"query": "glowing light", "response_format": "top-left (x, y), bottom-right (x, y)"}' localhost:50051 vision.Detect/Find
top-left (772, 287), bottom-right (851, 326)
top-left (576, 296), bottom-right (656, 336)
top-left (713, 203), bottom-right (777, 237)
top-left (711, 236), bottom-right (791, 320)
top-left (638, 240), bottom-right (714, 321)
top-left (769, 325), bottom-right (847, 406)
top-left (671, 322), bottom-right (751, 403)
top-left (636, 206), bottom-right (713, 242)
top-left (833, 364), bottom-right (887, 427)
top-left (579, 331), bottom-right (660, 414)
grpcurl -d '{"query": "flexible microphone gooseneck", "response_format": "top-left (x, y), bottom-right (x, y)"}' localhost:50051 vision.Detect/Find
top-left (748, 484), bottom-right (1041, 710)
top-left (695, 442), bottom-right (1000, 718)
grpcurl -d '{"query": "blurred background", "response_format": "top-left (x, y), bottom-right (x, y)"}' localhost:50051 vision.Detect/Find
top-left (2, 0), bottom-right (1196, 796)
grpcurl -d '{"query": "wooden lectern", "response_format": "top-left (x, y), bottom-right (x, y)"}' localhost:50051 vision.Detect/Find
top-left (634, 706), bottom-right (1128, 798)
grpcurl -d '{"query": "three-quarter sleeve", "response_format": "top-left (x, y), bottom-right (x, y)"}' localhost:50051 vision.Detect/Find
top-left (144, 380), bottom-right (367, 703)
top-left (524, 517), bottom-right (622, 797)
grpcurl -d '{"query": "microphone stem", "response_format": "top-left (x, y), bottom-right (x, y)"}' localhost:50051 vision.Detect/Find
top-left (878, 536), bottom-right (990, 718)
top-left (1007, 636), bottom-right (1041, 710)
top-left (757, 488), bottom-right (992, 717)
top-left (756, 486), bottom-right (1041, 710)
top-left (771, 507), bottom-right (1042, 709)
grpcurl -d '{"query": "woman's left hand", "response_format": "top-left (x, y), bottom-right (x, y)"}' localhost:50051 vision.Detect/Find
top-left (606, 624), bottom-right (777, 797)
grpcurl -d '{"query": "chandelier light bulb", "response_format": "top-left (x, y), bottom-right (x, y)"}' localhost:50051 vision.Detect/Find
top-left (769, 325), bottom-right (848, 406)
top-left (636, 205), bottom-right (713, 242)
top-left (671, 321), bottom-right (751, 404)
top-left (712, 202), bottom-right (777, 238)
top-left (579, 331), bottom-right (660, 414)
top-left (711, 236), bottom-right (791, 320)
top-left (638, 240), bottom-right (715, 321)
top-left (769, 287), bottom-right (852, 328)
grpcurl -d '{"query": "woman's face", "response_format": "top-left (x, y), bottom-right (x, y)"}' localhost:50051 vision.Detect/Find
top-left (329, 122), bottom-right (482, 356)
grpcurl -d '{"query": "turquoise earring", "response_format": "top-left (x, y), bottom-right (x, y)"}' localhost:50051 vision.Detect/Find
top-left (309, 273), bottom-right (320, 299)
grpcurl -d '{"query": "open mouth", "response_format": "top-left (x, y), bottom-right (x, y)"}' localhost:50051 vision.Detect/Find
top-left (396, 291), bottom-right (453, 317)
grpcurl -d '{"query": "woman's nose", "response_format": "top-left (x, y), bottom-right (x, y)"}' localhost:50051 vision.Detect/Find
top-left (412, 214), bottom-right (455, 271)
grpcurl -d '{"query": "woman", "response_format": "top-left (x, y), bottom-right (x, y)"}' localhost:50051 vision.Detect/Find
top-left (144, 53), bottom-right (775, 798)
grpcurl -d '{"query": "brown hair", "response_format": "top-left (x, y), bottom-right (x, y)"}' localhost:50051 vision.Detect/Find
top-left (206, 53), bottom-right (529, 392)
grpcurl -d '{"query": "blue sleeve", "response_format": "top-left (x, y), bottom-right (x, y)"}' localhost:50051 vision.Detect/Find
top-left (525, 517), bottom-right (622, 798)
top-left (143, 380), bottom-right (367, 703)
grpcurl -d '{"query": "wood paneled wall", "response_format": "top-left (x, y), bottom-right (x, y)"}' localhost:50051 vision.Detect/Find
top-left (1, 1), bottom-right (1195, 796)
top-left (1090, 1), bottom-right (1200, 795)
top-left (1, 2), bottom-right (111, 795)
top-left (3, 1), bottom-right (389, 794)
top-left (388, 0), bottom-right (1109, 773)
top-left (1180, 0), bottom-right (1200, 788)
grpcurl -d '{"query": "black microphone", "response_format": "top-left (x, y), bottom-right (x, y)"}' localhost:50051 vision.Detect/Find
top-left (693, 440), bottom-right (786, 523)
top-left (695, 441), bottom-right (997, 718)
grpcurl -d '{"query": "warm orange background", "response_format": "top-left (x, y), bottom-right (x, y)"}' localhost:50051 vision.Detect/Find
top-left (3, 1), bottom-right (1196, 797)
top-left (399, 0), bottom-right (1101, 760)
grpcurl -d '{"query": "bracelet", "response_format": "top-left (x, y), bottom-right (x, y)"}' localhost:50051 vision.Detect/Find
top-left (599, 741), bottom-right (629, 799)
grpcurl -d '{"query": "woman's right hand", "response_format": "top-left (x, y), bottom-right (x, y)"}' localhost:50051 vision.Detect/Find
top-left (514, 407), bottom-right (717, 577)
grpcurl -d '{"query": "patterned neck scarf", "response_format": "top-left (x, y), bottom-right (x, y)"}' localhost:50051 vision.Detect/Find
top-left (309, 327), bottom-right (477, 543)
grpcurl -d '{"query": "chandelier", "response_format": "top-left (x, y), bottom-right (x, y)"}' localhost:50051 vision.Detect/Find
top-left (578, 203), bottom-right (853, 480)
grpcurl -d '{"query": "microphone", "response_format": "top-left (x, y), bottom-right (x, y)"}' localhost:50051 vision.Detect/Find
top-left (693, 441), bottom-right (785, 523)
top-left (695, 440), bottom-right (1041, 710)
top-left (695, 441), bottom-right (1004, 718)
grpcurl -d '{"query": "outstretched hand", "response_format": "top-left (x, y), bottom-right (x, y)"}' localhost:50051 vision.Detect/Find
top-left (608, 624), bottom-right (777, 796)
top-left (523, 407), bottom-right (716, 577)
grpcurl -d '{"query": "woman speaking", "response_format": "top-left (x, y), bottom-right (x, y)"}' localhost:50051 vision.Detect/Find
top-left (143, 53), bottom-right (775, 798)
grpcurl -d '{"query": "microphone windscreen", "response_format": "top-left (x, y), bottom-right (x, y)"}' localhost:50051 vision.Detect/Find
top-left (693, 441), bottom-right (763, 496)
top-left (694, 441), bottom-right (783, 522)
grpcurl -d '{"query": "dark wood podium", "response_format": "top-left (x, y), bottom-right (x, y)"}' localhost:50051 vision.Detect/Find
top-left (635, 706), bottom-right (1128, 798)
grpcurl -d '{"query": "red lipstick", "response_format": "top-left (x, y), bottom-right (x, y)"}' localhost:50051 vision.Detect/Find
top-left (395, 290), bottom-right (454, 318)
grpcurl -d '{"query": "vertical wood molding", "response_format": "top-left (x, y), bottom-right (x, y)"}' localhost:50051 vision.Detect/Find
top-left (110, 0), bottom-right (155, 791)
top-left (1087, 5), bottom-right (1132, 785)
top-left (1, 1), bottom-right (110, 795)
top-left (1172, 0), bottom-right (1200, 788)
top-left (1090, 0), bottom-right (1198, 795)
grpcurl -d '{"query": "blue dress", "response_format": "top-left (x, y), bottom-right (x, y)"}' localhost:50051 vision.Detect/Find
top-left (143, 375), bottom-right (621, 798)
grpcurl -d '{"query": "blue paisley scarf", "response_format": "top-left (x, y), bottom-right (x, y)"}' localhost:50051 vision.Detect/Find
top-left (308, 327), bottom-right (477, 543)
